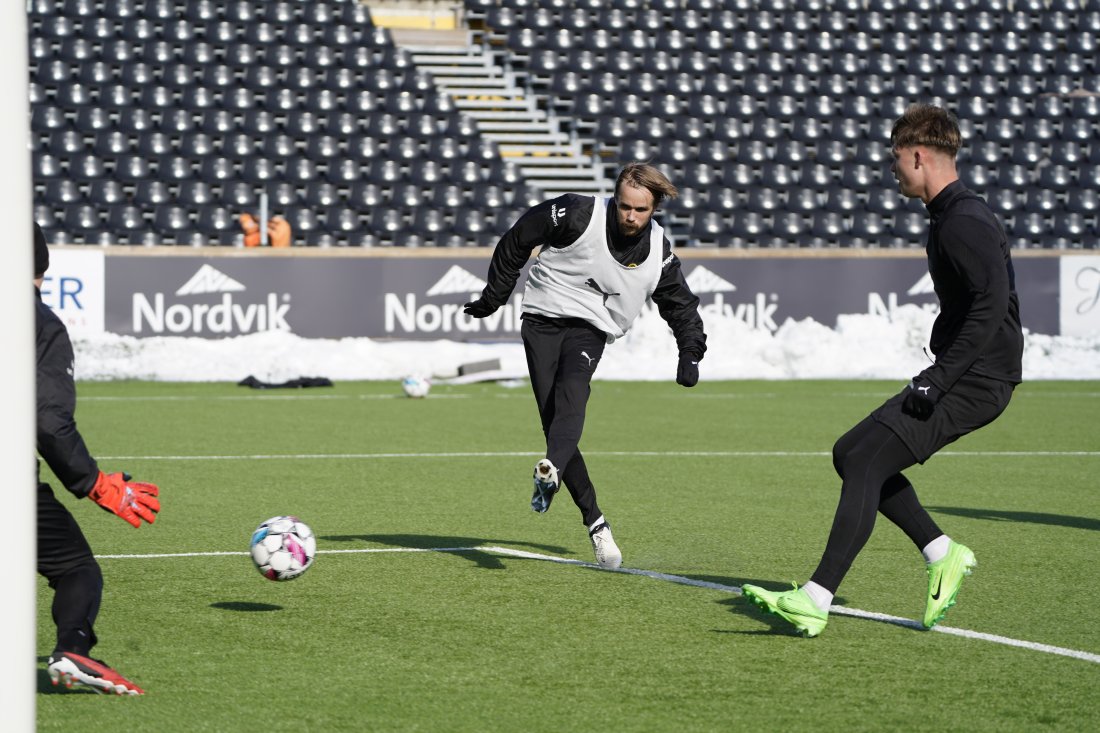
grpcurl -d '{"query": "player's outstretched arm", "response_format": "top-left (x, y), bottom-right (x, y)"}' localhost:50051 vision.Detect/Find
top-left (653, 240), bottom-right (707, 387)
top-left (466, 195), bottom-right (591, 318)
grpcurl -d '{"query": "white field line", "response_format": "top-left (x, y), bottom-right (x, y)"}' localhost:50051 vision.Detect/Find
top-left (82, 394), bottom-right (470, 401)
top-left (98, 545), bottom-right (1100, 666)
top-left (81, 391), bottom-right (1100, 402)
top-left (98, 449), bottom-right (1100, 461)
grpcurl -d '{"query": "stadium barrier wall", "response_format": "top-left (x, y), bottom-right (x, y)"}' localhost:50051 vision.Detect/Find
top-left (40, 247), bottom-right (1099, 340)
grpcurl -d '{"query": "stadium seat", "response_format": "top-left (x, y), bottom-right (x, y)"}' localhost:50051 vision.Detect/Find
top-left (325, 206), bottom-right (361, 239)
top-left (1067, 94), bottom-right (1100, 120)
top-left (31, 105), bottom-right (68, 134)
top-left (665, 187), bottom-right (706, 219)
top-left (824, 188), bottom-right (863, 214)
top-left (997, 163), bottom-right (1035, 190)
top-left (216, 180), bottom-right (253, 208)
top-left (725, 211), bottom-right (770, 247)
top-left (62, 203), bottom-right (105, 239)
top-left (150, 202), bottom-right (192, 236)
top-left (866, 189), bottom-right (904, 216)
top-left (42, 178), bottom-right (84, 207)
top-left (511, 184), bottom-right (545, 210)
top-left (892, 211), bottom-right (926, 242)
top-left (261, 133), bottom-right (298, 160)
top-left (1049, 213), bottom-right (1092, 248)
top-left (787, 188), bottom-right (820, 214)
top-left (1066, 188), bottom-right (1100, 216)
top-left (1038, 166), bottom-right (1076, 192)
top-left (1009, 212), bottom-right (1047, 248)
top-left (431, 184), bottom-right (467, 209)
top-left (690, 211), bottom-right (729, 246)
top-left (127, 178), bottom-right (170, 208)
top-left (1022, 118), bottom-right (1060, 142)
top-left (327, 159), bottom-right (365, 185)
top-left (85, 179), bottom-right (127, 205)
top-left (411, 208), bottom-right (449, 239)
top-left (176, 180), bottom-right (215, 207)
top-left (966, 165), bottom-right (996, 190)
top-left (988, 189), bottom-right (1021, 218)
top-left (348, 181), bottom-right (385, 208)
top-left (284, 207), bottom-right (322, 242)
top-left (194, 205), bottom-right (237, 240)
top-left (66, 153), bottom-right (110, 182)
top-left (193, 155), bottom-right (233, 184)
top-left (46, 129), bottom-right (85, 157)
top-left (849, 213), bottom-right (890, 245)
top-left (1062, 119), bottom-right (1096, 143)
top-left (367, 207), bottom-right (405, 240)
top-left (371, 155), bottom-right (414, 185)
top-left (452, 209), bottom-right (496, 245)
top-left (1026, 188), bottom-right (1061, 214)
top-left (56, 37), bottom-right (97, 63)
top-left (770, 211), bottom-right (809, 247)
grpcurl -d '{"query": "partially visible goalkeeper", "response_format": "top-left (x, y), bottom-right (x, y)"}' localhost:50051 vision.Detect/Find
top-left (34, 222), bottom-right (160, 695)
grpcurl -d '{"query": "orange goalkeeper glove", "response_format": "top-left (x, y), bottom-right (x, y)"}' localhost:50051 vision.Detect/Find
top-left (88, 472), bottom-right (160, 528)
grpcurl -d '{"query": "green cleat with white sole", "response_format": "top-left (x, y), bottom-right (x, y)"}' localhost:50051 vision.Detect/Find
top-left (923, 541), bottom-right (976, 629)
top-left (742, 583), bottom-right (829, 638)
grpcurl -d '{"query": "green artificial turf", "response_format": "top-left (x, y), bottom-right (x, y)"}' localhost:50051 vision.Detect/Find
top-left (36, 380), bottom-right (1100, 732)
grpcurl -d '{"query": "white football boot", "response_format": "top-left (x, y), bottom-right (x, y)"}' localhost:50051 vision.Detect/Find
top-left (588, 520), bottom-right (622, 569)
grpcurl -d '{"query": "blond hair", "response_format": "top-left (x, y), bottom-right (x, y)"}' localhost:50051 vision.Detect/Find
top-left (890, 104), bottom-right (961, 157)
top-left (615, 163), bottom-right (678, 206)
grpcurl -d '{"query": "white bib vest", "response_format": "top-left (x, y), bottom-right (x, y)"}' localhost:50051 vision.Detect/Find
top-left (521, 196), bottom-right (665, 343)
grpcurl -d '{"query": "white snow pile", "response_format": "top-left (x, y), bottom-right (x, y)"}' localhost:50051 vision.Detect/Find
top-left (72, 304), bottom-right (1099, 383)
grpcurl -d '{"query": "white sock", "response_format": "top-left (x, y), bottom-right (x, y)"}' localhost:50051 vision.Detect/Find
top-left (588, 515), bottom-right (606, 533)
top-left (922, 535), bottom-right (951, 564)
top-left (801, 581), bottom-right (834, 613)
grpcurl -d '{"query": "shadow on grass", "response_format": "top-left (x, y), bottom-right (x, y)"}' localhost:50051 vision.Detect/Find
top-left (927, 506), bottom-right (1100, 532)
top-left (680, 573), bottom-right (851, 637)
top-left (210, 601), bottom-right (283, 612)
top-left (323, 533), bottom-right (573, 569)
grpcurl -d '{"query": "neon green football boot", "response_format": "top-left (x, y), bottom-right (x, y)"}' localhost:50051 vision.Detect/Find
top-left (923, 541), bottom-right (976, 629)
top-left (742, 583), bottom-right (829, 638)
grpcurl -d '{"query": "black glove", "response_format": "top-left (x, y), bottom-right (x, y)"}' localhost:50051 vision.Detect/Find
top-left (463, 297), bottom-right (496, 318)
top-left (676, 353), bottom-right (700, 388)
top-left (901, 376), bottom-right (944, 420)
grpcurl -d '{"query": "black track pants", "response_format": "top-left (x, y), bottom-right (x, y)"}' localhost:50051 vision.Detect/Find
top-left (521, 316), bottom-right (606, 527)
top-left (38, 483), bottom-right (103, 657)
top-left (809, 417), bottom-right (943, 593)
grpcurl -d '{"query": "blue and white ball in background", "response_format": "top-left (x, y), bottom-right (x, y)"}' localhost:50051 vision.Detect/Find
top-left (401, 376), bottom-right (431, 398)
top-left (250, 516), bottom-right (316, 581)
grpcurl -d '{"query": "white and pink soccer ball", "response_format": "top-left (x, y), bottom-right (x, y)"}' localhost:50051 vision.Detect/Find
top-left (249, 516), bottom-right (316, 581)
top-left (401, 376), bottom-right (431, 398)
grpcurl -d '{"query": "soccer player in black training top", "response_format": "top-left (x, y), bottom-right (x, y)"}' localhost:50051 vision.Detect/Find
top-left (464, 163), bottom-right (707, 568)
top-left (742, 104), bottom-right (1023, 636)
top-left (35, 222), bottom-right (161, 693)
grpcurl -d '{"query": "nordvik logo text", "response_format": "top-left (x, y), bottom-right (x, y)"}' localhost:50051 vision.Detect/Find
top-left (385, 265), bottom-right (522, 334)
top-left (132, 265), bottom-right (291, 334)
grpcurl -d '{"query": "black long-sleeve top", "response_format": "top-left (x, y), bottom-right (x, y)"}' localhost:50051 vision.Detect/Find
top-left (477, 193), bottom-right (708, 359)
top-left (36, 287), bottom-right (99, 498)
top-left (921, 180), bottom-right (1024, 389)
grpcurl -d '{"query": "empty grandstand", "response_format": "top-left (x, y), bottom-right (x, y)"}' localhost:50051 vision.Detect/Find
top-left (28, 0), bottom-right (1100, 248)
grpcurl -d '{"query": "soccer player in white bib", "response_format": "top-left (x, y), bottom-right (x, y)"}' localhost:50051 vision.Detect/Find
top-left (464, 164), bottom-right (708, 568)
